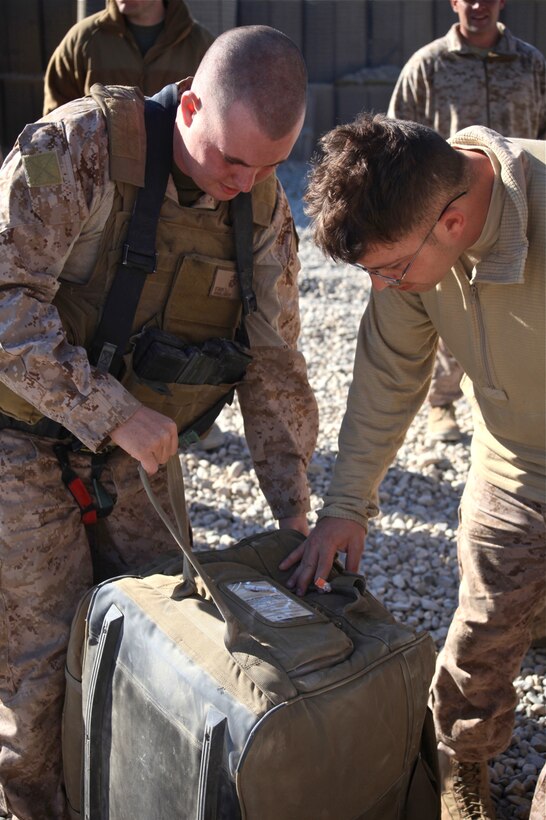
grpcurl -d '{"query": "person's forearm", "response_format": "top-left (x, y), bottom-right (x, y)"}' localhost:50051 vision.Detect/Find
top-left (237, 347), bottom-right (318, 519)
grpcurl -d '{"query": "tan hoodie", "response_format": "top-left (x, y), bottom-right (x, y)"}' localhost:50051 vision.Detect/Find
top-left (320, 127), bottom-right (545, 528)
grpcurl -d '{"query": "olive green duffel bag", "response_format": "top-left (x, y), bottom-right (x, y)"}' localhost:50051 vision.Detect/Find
top-left (62, 458), bottom-right (439, 820)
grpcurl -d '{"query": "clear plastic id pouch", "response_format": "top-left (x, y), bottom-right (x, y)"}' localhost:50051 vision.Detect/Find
top-left (226, 580), bottom-right (316, 624)
top-left (220, 576), bottom-right (354, 679)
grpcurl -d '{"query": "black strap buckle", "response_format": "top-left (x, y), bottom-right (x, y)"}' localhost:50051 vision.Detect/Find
top-left (122, 242), bottom-right (158, 273)
top-left (54, 444), bottom-right (115, 523)
top-left (242, 290), bottom-right (257, 315)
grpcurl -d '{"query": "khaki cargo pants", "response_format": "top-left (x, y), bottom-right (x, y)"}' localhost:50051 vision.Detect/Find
top-left (0, 430), bottom-right (178, 820)
top-left (432, 467), bottom-right (546, 762)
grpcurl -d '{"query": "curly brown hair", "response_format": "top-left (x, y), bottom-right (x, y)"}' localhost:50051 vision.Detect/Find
top-left (304, 113), bottom-right (468, 263)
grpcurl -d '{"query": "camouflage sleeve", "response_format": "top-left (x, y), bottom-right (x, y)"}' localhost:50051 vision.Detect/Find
top-left (236, 181), bottom-right (319, 519)
top-left (387, 58), bottom-right (427, 124)
top-left (0, 106), bottom-right (141, 450)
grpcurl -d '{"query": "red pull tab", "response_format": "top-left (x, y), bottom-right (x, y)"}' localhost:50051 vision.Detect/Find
top-left (66, 476), bottom-right (98, 525)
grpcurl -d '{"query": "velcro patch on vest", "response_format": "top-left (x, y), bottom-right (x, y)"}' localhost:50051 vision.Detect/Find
top-left (22, 152), bottom-right (62, 187)
top-left (209, 267), bottom-right (240, 299)
top-left (107, 99), bottom-right (142, 161)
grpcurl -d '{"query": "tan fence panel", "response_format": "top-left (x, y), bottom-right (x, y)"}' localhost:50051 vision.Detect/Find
top-left (188, 0), bottom-right (237, 37)
top-left (333, 0), bottom-right (368, 78)
top-left (2, 0), bottom-right (546, 158)
top-left (0, 0), bottom-right (75, 152)
top-left (402, 0), bottom-right (435, 62)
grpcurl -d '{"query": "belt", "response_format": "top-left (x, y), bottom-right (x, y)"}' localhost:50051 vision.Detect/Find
top-left (0, 412), bottom-right (116, 455)
top-left (0, 412), bottom-right (71, 440)
top-left (0, 412), bottom-right (116, 523)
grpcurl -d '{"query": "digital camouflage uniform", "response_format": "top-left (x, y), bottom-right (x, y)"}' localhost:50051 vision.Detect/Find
top-left (319, 129), bottom-right (545, 767)
top-left (0, 86), bottom-right (318, 819)
top-left (0, 436), bottom-right (176, 820)
top-left (431, 468), bottom-right (546, 760)
top-left (388, 22), bottom-right (546, 142)
top-left (43, 0), bottom-right (214, 115)
top-left (388, 21), bottom-right (546, 410)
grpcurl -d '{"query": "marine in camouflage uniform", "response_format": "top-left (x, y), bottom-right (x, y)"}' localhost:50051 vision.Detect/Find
top-left (388, 21), bottom-right (546, 141)
top-left (388, 7), bottom-right (546, 441)
top-left (0, 27), bottom-right (318, 819)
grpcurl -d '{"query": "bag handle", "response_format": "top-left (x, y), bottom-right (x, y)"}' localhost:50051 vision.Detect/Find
top-left (138, 456), bottom-right (298, 703)
top-left (138, 458), bottom-right (237, 634)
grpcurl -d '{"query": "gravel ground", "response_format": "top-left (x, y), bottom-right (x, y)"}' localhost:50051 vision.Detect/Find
top-left (181, 161), bottom-right (545, 819)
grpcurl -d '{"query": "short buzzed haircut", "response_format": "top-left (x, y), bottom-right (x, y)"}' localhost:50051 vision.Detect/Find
top-left (194, 25), bottom-right (307, 140)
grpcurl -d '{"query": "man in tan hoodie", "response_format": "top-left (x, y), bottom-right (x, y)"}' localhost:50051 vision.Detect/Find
top-left (283, 114), bottom-right (545, 819)
top-left (43, 0), bottom-right (214, 115)
top-left (388, 0), bottom-right (546, 445)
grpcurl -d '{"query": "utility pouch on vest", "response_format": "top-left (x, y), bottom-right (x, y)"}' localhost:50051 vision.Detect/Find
top-left (132, 327), bottom-right (252, 387)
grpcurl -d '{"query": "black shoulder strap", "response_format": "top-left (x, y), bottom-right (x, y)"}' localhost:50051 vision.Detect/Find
top-left (90, 83), bottom-right (257, 378)
top-left (230, 192), bottom-right (256, 317)
top-left (89, 83), bottom-right (179, 376)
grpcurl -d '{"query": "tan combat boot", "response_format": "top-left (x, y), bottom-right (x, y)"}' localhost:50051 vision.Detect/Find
top-left (439, 749), bottom-right (496, 819)
top-left (428, 404), bottom-right (461, 442)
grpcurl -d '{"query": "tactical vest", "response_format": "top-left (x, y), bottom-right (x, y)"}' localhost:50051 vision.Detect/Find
top-left (0, 85), bottom-right (277, 435)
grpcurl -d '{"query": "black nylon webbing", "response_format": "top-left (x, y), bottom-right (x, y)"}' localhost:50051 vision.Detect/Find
top-left (230, 192), bottom-right (256, 317)
top-left (89, 84), bottom-right (179, 377)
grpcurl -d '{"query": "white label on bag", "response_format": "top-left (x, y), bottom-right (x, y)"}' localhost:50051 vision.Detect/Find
top-left (226, 580), bottom-right (315, 623)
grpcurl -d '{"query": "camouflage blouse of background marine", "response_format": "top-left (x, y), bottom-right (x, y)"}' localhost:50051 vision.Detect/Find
top-left (389, 22), bottom-right (546, 140)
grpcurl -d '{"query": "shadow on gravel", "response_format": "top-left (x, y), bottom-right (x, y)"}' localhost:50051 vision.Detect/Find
top-left (441, 430), bottom-right (472, 448)
top-left (187, 504), bottom-right (262, 543)
top-left (379, 464), bottom-right (462, 524)
top-left (307, 454), bottom-right (464, 528)
top-left (188, 432), bottom-right (250, 462)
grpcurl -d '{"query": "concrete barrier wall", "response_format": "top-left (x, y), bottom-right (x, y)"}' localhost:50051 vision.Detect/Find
top-left (1, 0), bottom-right (546, 159)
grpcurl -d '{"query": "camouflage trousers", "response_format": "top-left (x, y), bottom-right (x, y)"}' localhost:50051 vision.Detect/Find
top-left (428, 338), bottom-right (464, 407)
top-left (0, 430), bottom-right (179, 820)
top-left (431, 467), bottom-right (546, 761)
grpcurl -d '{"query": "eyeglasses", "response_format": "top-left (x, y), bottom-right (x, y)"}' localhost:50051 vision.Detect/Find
top-left (355, 191), bottom-right (468, 286)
